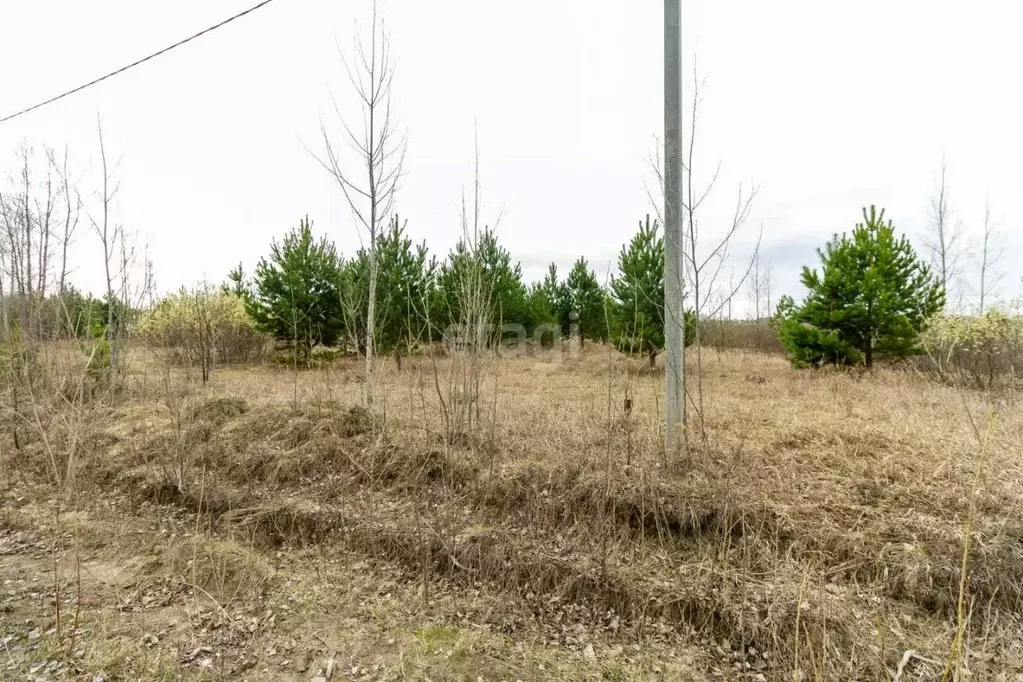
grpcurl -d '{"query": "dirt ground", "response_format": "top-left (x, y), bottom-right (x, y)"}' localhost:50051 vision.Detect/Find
top-left (2, 346), bottom-right (1022, 680)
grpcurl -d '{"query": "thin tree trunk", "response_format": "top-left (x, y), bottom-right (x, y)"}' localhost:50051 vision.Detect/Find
top-left (366, 246), bottom-right (377, 405)
top-left (926, 156), bottom-right (962, 307)
top-left (694, 314), bottom-right (705, 438)
top-left (976, 195), bottom-right (1004, 314)
top-left (97, 117), bottom-right (118, 375)
top-left (57, 146), bottom-right (78, 296)
top-left (1, 255), bottom-right (19, 452)
top-left (22, 156), bottom-right (33, 304)
top-left (689, 225), bottom-right (705, 439)
top-left (36, 172), bottom-right (55, 300)
top-left (685, 81), bottom-right (702, 441)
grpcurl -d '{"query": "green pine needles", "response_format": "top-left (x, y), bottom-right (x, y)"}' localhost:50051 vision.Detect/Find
top-left (611, 215), bottom-right (695, 367)
top-left (246, 216), bottom-right (345, 362)
top-left (774, 205), bottom-right (945, 368)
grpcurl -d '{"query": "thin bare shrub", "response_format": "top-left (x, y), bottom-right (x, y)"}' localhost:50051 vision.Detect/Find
top-left (941, 408), bottom-right (997, 680)
top-left (430, 138), bottom-right (498, 451)
top-left (85, 116), bottom-right (154, 383)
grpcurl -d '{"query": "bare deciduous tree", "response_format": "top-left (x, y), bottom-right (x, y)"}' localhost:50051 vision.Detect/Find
top-left (92, 116), bottom-right (121, 372)
top-left (712, 265), bottom-right (737, 354)
top-left (0, 141), bottom-right (67, 347)
top-left (313, 0), bottom-right (406, 408)
top-left (90, 116), bottom-right (153, 376)
top-left (924, 155), bottom-right (964, 307)
top-left (48, 145), bottom-right (82, 296)
top-left (192, 280), bottom-right (217, 384)
top-left (747, 251), bottom-right (773, 347)
top-left (747, 252), bottom-right (763, 340)
top-left (1, 141), bottom-right (74, 452)
top-left (431, 135), bottom-right (498, 449)
top-left (975, 194), bottom-right (1006, 312)
top-left (0, 243), bottom-right (9, 343)
top-left (685, 187), bottom-right (759, 439)
top-left (647, 64), bottom-right (760, 441)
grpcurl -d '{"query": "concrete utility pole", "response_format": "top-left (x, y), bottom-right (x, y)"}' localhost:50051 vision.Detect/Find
top-left (663, 0), bottom-right (686, 454)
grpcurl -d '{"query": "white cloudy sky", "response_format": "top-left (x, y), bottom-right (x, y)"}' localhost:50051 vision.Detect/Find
top-left (1, 0), bottom-right (1020, 315)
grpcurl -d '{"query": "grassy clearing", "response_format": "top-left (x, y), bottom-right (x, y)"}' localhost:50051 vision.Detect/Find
top-left (2, 346), bottom-right (1021, 680)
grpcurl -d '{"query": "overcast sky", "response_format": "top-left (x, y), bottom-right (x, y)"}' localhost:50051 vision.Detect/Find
top-left (1, 0), bottom-right (1020, 315)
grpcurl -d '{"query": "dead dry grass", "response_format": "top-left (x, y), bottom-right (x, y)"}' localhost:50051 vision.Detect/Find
top-left (2, 345), bottom-right (1022, 680)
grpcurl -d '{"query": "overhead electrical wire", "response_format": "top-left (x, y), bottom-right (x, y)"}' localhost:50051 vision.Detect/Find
top-left (0, 0), bottom-right (277, 125)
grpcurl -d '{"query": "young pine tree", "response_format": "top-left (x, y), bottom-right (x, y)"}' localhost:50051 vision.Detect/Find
top-left (774, 205), bottom-right (944, 368)
top-left (565, 257), bottom-right (606, 347)
top-left (221, 262), bottom-right (248, 299)
top-left (525, 281), bottom-right (558, 346)
top-left (612, 215), bottom-right (694, 368)
top-left (439, 228), bottom-right (530, 332)
top-left (247, 216), bottom-right (345, 362)
top-left (540, 263), bottom-right (571, 335)
top-left (344, 216), bottom-right (435, 363)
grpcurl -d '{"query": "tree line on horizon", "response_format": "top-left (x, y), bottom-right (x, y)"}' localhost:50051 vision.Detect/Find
top-left (4, 158), bottom-right (1014, 378)
top-left (196, 204), bottom-right (950, 371)
top-left (229, 212), bottom-right (694, 367)
top-left (5, 180), bottom-right (1016, 380)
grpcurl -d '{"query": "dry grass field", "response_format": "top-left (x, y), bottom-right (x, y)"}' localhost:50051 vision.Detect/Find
top-left (2, 344), bottom-right (1022, 681)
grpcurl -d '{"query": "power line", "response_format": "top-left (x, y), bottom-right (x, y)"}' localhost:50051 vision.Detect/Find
top-left (0, 0), bottom-right (278, 125)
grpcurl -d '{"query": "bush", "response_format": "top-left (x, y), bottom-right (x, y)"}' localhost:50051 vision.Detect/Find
top-left (311, 346), bottom-right (344, 364)
top-left (139, 289), bottom-right (267, 370)
top-left (0, 327), bottom-right (26, 374)
top-left (918, 308), bottom-right (1023, 389)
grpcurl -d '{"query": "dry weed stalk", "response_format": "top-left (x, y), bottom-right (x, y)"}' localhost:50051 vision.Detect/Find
top-left (941, 408), bottom-right (997, 681)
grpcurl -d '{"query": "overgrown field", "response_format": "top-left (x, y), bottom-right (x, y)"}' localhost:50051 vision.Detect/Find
top-left (2, 346), bottom-right (1022, 681)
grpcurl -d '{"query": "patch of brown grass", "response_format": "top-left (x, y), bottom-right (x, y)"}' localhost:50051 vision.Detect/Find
top-left (188, 396), bottom-right (249, 425)
top-left (5, 345), bottom-right (1023, 680)
top-left (160, 535), bottom-right (273, 605)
